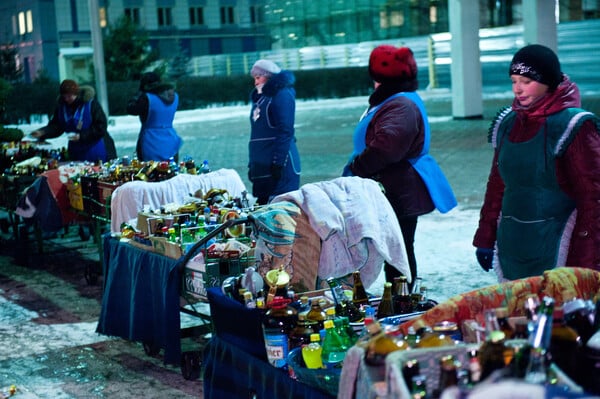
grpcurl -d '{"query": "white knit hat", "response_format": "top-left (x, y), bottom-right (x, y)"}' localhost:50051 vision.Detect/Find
top-left (251, 59), bottom-right (281, 77)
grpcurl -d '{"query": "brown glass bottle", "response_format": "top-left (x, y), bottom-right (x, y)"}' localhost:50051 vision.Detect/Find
top-left (549, 307), bottom-right (581, 382)
top-left (435, 355), bottom-right (459, 397)
top-left (393, 275), bottom-right (413, 315)
top-left (477, 330), bottom-right (507, 381)
top-left (352, 270), bottom-right (370, 309)
top-left (495, 307), bottom-right (515, 339)
top-left (289, 313), bottom-right (319, 351)
top-left (306, 299), bottom-right (327, 330)
top-left (376, 282), bottom-right (394, 319)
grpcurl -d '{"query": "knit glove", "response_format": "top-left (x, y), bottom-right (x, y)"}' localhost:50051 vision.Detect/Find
top-left (476, 248), bottom-right (494, 272)
top-left (270, 164), bottom-right (283, 181)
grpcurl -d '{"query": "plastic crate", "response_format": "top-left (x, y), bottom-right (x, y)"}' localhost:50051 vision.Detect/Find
top-left (183, 250), bottom-right (255, 301)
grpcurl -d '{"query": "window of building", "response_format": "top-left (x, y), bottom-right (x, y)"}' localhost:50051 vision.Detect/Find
top-left (124, 8), bottom-right (141, 25)
top-left (379, 8), bottom-right (404, 29)
top-left (189, 7), bottom-right (204, 25)
top-left (250, 5), bottom-right (263, 24)
top-left (220, 6), bottom-right (235, 25)
top-left (158, 7), bottom-right (173, 27)
top-left (18, 10), bottom-right (33, 35)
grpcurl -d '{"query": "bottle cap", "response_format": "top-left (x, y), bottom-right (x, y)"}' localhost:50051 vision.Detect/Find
top-left (310, 333), bottom-right (321, 342)
top-left (324, 319), bottom-right (334, 329)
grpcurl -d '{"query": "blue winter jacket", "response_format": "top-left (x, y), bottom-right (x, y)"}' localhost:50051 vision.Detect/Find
top-left (248, 70), bottom-right (301, 202)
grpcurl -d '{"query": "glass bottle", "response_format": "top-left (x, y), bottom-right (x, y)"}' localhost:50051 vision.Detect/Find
top-left (410, 277), bottom-right (423, 309)
top-left (524, 296), bottom-right (555, 384)
top-left (477, 330), bottom-right (507, 381)
top-left (393, 275), bottom-right (413, 315)
top-left (549, 306), bottom-right (581, 381)
top-left (327, 277), bottom-right (363, 322)
top-left (334, 317), bottom-right (354, 348)
top-left (306, 299), bottom-right (327, 331)
top-left (302, 333), bottom-right (324, 369)
top-left (352, 270), bottom-right (370, 309)
top-left (364, 320), bottom-right (409, 366)
top-left (495, 307), bottom-right (515, 339)
top-left (376, 282), bottom-right (395, 319)
top-left (289, 313), bottom-right (319, 351)
top-left (321, 319), bottom-right (348, 369)
top-left (435, 355), bottom-right (460, 398)
top-left (563, 293), bottom-right (595, 345)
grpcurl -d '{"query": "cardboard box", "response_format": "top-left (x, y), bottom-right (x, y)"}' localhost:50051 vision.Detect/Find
top-left (150, 236), bottom-right (183, 259)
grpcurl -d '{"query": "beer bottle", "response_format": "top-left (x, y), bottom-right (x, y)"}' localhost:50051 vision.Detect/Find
top-left (524, 296), bottom-right (555, 384)
top-left (352, 270), bottom-right (370, 309)
top-left (410, 277), bottom-right (423, 309)
top-left (306, 299), bottom-right (327, 331)
top-left (393, 275), bottom-right (413, 315)
top-left (495, 307), bottom-right (515, 339)
top-left (326, 277), bottom-right (363, 322)
top-left (376, 282), bottom-right (395, 319)
top-left (477, 330), bottom-right (507, 381)
top-left (563, 293), bottom-right (595, 345)
top-left (415, 326), bottom-right (455, 348)
top-left (289, 313), bottom-right (319, 351)
top-left (549, 306), bottom-right (581, 381)
top-left (435, 355), bottom-right (460, 397)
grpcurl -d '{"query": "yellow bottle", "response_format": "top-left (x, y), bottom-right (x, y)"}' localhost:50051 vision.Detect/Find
top-left (302, 333), bottom-right (324, 369)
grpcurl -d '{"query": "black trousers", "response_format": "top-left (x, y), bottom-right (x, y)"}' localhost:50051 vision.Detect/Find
top-left (384, 215), bottom-right (418, 290)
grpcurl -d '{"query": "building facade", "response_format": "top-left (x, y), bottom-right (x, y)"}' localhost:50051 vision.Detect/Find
top-left (0, 0), bottom-right (598, 83)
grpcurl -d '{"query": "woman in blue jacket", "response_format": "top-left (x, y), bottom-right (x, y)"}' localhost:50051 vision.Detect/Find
top-left (127, 72), bottom-right (182, 162)
top-left (31, 79), bottom-right (117, 162)
top-left (248, 60), bottom-right (301, 205)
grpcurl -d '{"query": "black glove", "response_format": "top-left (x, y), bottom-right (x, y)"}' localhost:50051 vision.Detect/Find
top-left (270, 164), bottom-right (283, 181)
top-left (476, 248), bottom-right (494, 272)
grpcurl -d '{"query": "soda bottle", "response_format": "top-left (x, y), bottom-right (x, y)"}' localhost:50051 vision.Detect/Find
top-left (302, 333), bottom-right (324, 369)
top-left (352, 270), bottom-right (370, 309)
top-left (326, 277), bottom-right (363, 322)
top-left (262, 296), bottom-right (298, 369)
top-left (321, 319), bottom-right (348, 369)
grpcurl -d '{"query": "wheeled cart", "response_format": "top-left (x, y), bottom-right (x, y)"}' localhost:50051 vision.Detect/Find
top-left (177, 215), bottom-right (256, 380)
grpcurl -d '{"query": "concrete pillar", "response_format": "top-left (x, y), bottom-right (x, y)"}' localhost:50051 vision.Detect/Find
top-left (449, 0), bottom-right (483, 119)
top-left (522, 0), bottom-right (558, 51)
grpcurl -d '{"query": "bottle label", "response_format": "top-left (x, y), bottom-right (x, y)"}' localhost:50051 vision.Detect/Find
top-left (263, 331), bottom-right (289, 369)
top-left (323, 351), bottom-right (346, 369)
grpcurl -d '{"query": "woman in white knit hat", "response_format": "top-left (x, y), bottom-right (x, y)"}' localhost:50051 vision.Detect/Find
top-left (248, 59), bottom-right (301, 204)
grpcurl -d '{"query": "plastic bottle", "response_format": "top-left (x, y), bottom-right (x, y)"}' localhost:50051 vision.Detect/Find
top-left (321, 319), bottom-right (348, 369)
top-left (200, 159), bottom-right (211, 174)
top-left (302, 333), bottom-right (324, 369)
top-left (262, 296), bottom-right (298, 369)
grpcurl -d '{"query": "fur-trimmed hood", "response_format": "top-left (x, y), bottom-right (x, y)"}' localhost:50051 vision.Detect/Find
top-left (57, 85), bottom-right (96, 105)
top-left (260, 70), bottom-right (295, 97)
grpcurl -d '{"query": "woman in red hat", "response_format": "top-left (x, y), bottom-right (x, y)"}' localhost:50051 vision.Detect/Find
top-left (343, 45), bottom-right (456, 289)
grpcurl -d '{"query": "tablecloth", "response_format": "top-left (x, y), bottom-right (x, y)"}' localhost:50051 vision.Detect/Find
top-left (96, 234), bottom-right (182, 365)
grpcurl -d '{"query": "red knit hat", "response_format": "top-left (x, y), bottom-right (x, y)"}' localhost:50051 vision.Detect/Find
top-left (368, 45), bottom-right (417, 83)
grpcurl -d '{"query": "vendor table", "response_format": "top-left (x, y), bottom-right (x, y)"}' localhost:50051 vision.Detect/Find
top-left (96, 234), bottom-right (185, 365)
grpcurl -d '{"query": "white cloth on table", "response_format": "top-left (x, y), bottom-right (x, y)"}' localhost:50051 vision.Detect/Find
top-left (109, 168), bottom-right (247, 232)
top-left (271, 176), bottom-right (409, 288)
